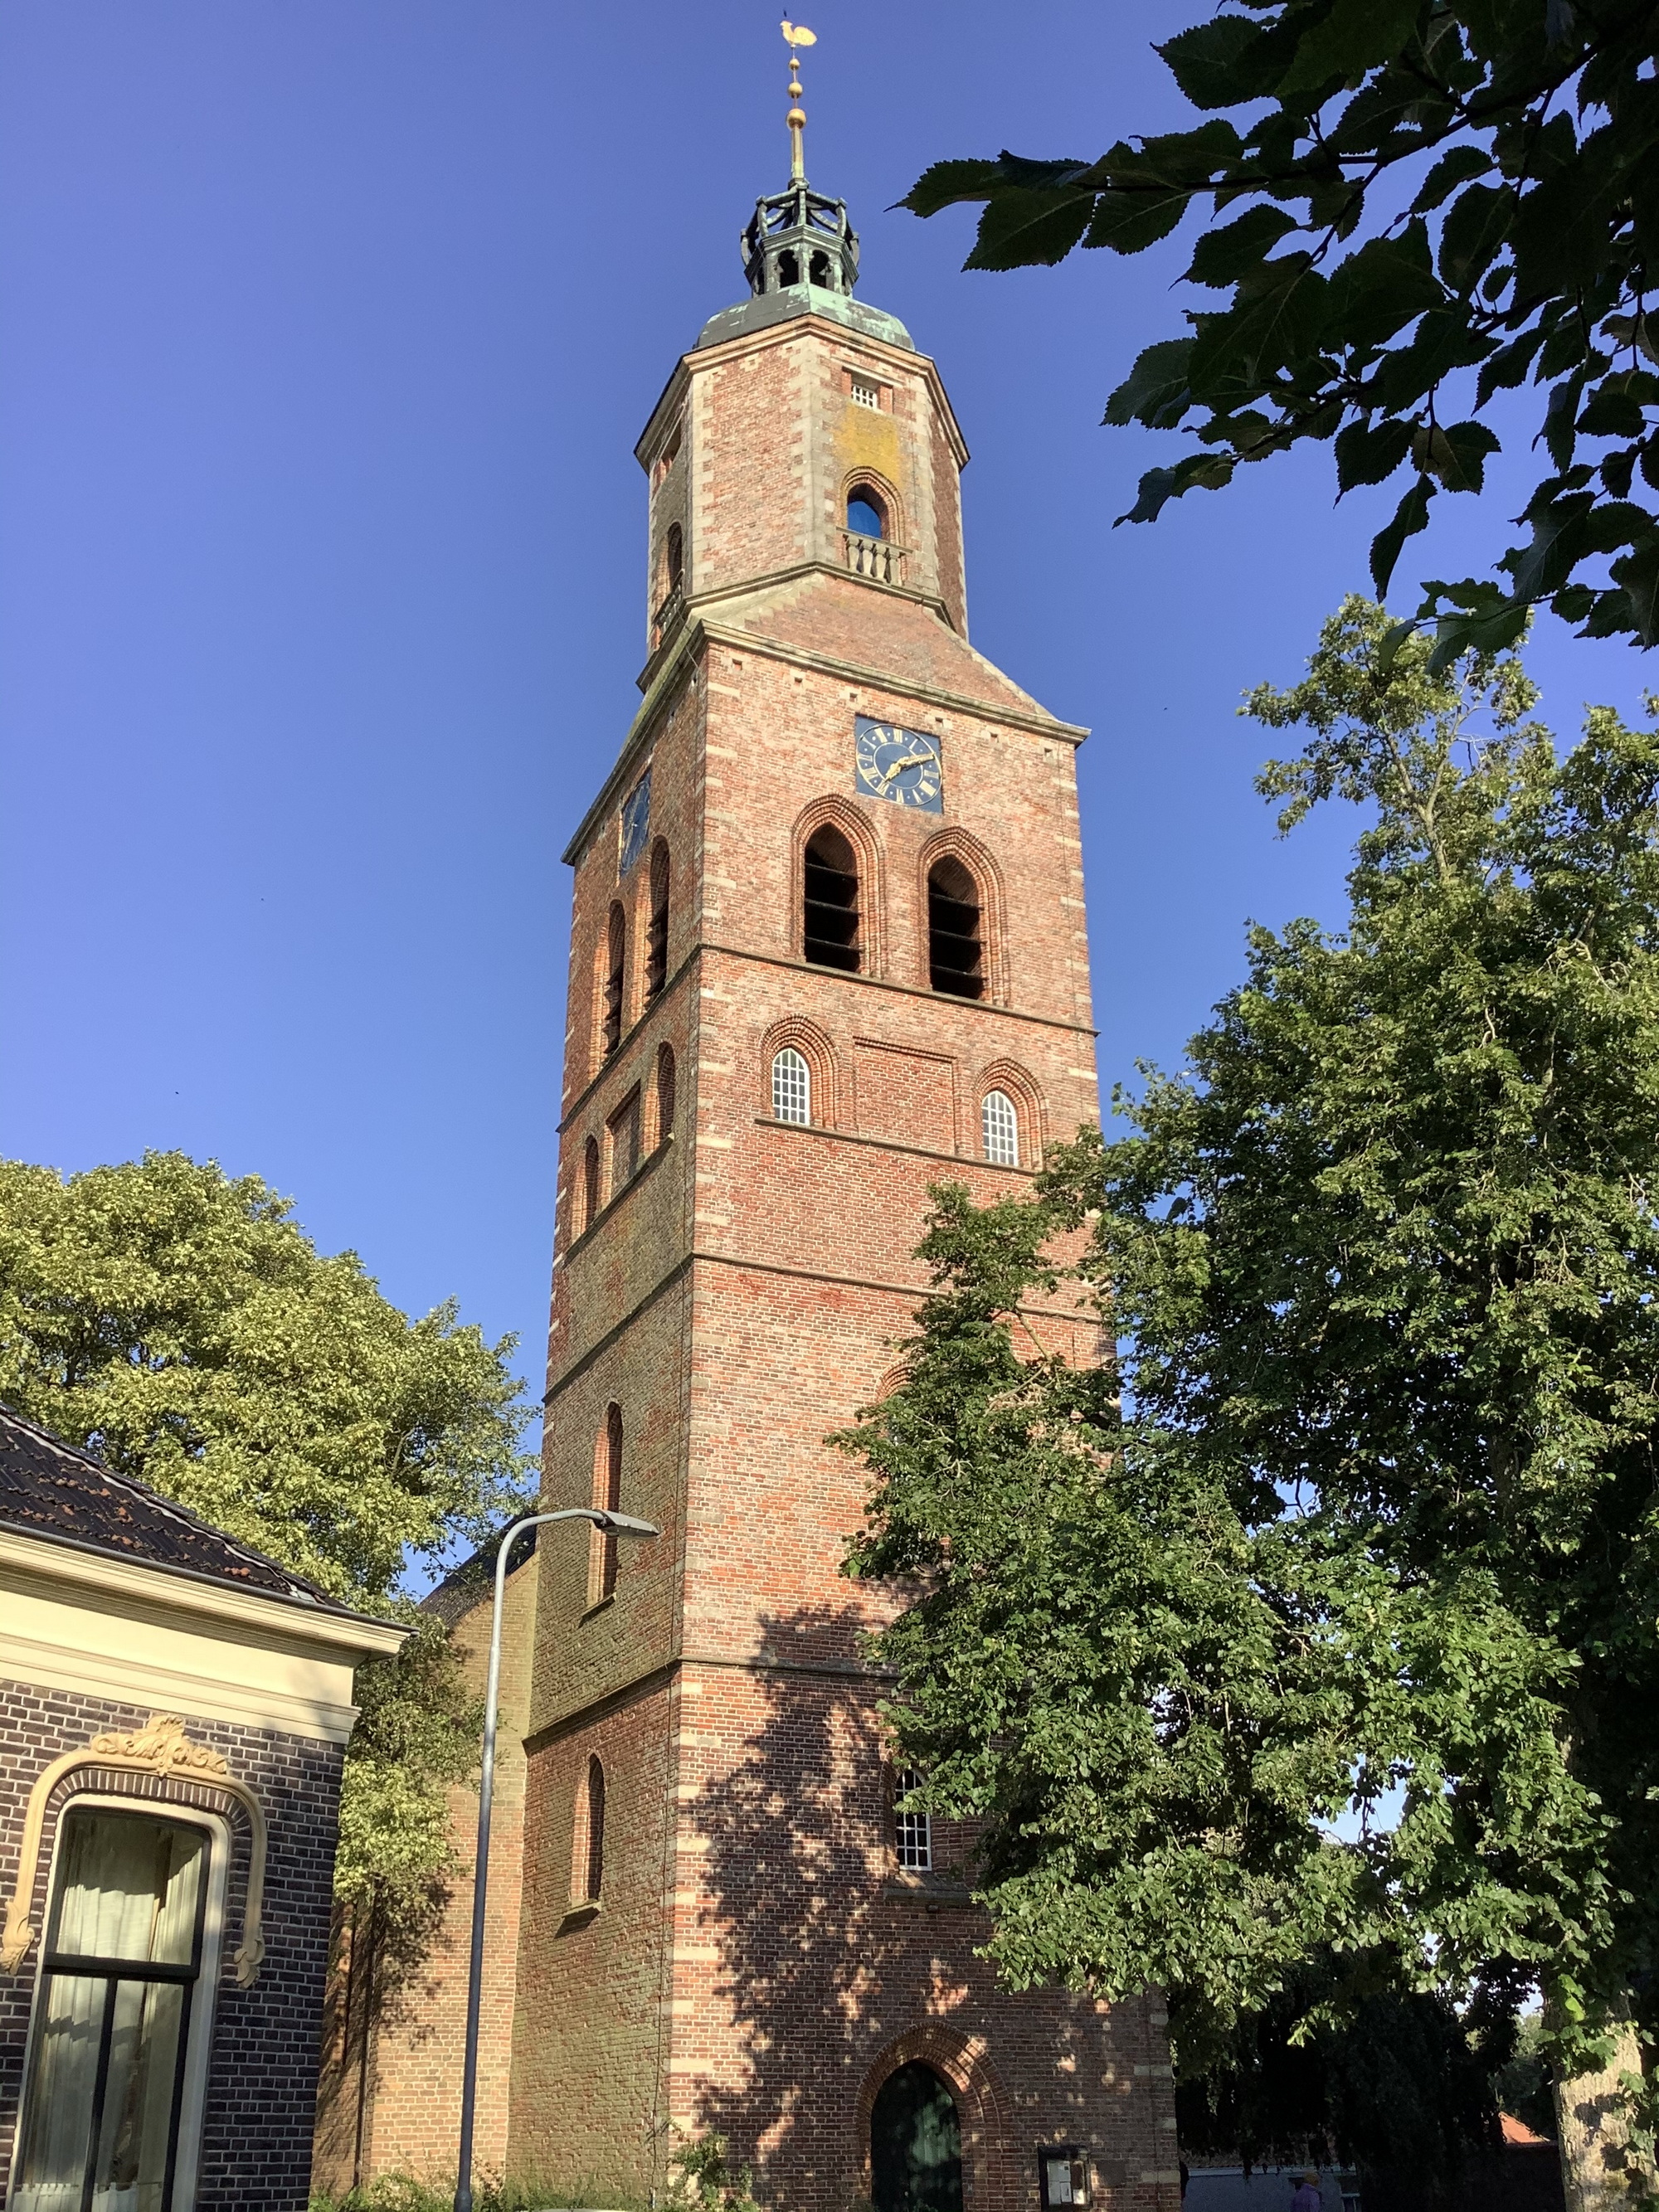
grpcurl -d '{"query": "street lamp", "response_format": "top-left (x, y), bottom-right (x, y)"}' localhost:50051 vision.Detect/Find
top-left (453, 1505), bottom-right (659, 2212)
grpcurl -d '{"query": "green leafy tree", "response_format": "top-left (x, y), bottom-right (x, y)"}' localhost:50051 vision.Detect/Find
top-left (0, 1150), bottom-right (533, 1952)
top-left (844, 604), bottom-right (1659, 2205)
top-left (1175, 1952), bottom-right (1508, 2182)
top-left (902, 2), bottom-right (1659, 660)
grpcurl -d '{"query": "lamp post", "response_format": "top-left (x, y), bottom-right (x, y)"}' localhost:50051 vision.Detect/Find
top-left (453, 1506), bottom-right (659, 2212)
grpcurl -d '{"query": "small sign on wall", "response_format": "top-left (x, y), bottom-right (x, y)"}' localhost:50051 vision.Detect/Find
top-left (1039, 2146), bottom-right (1092, 2207)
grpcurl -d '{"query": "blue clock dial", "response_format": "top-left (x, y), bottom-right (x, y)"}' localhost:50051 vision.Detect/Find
top-left (854, 717), bottom-right (944, 812)
top-left (620, 770), bottom-right (651, 873)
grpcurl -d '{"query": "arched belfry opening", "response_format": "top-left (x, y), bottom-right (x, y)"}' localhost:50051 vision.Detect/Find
top-left (803, 825), bottom-right (860, 972)
top-left (870, 2063), bottom-right (963, 2212)
top-left (927, 857), bottom-right (984, 999)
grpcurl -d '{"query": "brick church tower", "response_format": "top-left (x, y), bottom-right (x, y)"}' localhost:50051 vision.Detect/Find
top-left (315, 56), bottom-right (1179, 2212)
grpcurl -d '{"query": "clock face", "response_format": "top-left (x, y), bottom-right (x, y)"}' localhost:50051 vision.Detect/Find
top-left (854, 717), bottom-right (944, 812)
top-left (620, 769), bottom-right (651, 874)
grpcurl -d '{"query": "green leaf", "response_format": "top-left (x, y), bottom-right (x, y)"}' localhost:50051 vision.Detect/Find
top-left (1157, 13), bottom-right (1282, 109)
top-left (1369, 309), bottom-right (1496, 411)
top-left (1375, 615), bottom-right (1420, 672)
top-left (1191, 256), bottom-right (1330, 395)
top-left (898, 158), bottom-right (1009, 217)
top-left (1416, 419), bottom-right (1501, 493)
top-left (1410, 146), bottom-right (1492, 214)
top-left (1500, 490), bottom-right (1595, 600)
top-left (1577, 376), bottom-right (1654, 440)
top-left (1087, 184), bottom-right (1191, 256)
top-left (1544, 373), bottom-right (1588, 472)
top-left (966, 189), bottom-right (1094, 271)
top-left (1115, 451), bottom-right (1235, 527)
top-left (1601, 313), bottom-right (1659, 369)
top-left (1609, 537), bottom-right (1659, 645)
top-left (1336, 416), bottom-right (1414, 493)
top-left (1279, 0), bottom-right (1425, 98)
top-left (1105, 338), bottom-right (1195, 430)
top-left (1438, 183), bottom-right (1512, 294)
top-left (1423, 591), bottom-right (1530, 671)
top-left (1185, 206), bottom-right (1299, 289)
top-left (1512, 111), bottom-right (1659, 302)
top-left (1322, 230), bottom-right (1444, 351)
top-left (1476, 327), bottom-right (1548, 409)
top-left (1370, 474), bottom-right (1435, 596)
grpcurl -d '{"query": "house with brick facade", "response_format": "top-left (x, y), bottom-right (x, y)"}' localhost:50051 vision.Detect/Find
top-left (0, 1404), bottom-right (405, 2212)
top-left (319, 124), bottom-right (1180, 2212)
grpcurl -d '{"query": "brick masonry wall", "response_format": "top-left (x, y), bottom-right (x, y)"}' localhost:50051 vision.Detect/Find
top-left (0, 1675), bottom-right (343, 2212)
top-left (312, 1550), bottom-right (540, 2195)
top-left (508, 1685), bottom-right (677, 2199)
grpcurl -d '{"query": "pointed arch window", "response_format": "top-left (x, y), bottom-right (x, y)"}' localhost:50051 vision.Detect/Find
top-left (771, 1048), bottom-right (810, 1127)
top-left (804, 825), bottom-right (860, 972)
top-left (645, 843), bottom-right (670, 1000)
top-left (572, 1755), bottom-right (606, 1904)
top-left (656, 1042), bottom-right (677, 1142)
top-left (980, 1090), bottom-right (1019, 1167)
top-left (581, 1137), bottom-right (601, 1231)
top-left (601, 902), bottom-right (626, 1056)
top-left (588, 1404), bottom-right (623, 1607)
top-left (664, 523), bottom-right (683, 593)
top-left (928, 857), bottom-right (984, 999)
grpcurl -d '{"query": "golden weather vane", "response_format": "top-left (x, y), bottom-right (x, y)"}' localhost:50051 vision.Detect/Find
top-left (781, 18), bottom-right (815, 182)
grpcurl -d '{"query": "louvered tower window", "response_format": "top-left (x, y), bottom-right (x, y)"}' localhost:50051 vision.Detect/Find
top-left (928, 858), bottom-right (984, 999)
top-left (803, 826), bottom-right (859, 972)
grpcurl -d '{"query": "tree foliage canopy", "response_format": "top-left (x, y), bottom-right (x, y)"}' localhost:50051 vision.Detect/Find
top-left (0, 1150), bottom-right (533, 1923)
top-left (843, 605), bottom-right (1659, 2122)
top-left (902, 1), bottom-right (1659, 660)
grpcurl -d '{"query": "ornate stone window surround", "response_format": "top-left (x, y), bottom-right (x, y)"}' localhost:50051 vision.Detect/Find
top-left (2, 1713), bottom-right (268, 1988)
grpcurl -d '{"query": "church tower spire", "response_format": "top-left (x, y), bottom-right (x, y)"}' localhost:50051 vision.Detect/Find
top-left (738, 21), bottom-right (860, 303)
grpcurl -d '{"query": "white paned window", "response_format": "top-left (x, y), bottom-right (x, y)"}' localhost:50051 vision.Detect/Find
top-left (849, 374), bottom-right (882, 410)
top-left (13, 1807), bottom-right (221, 2212)
top-left (894, 1768), bottom-right (932, 1871)
top-left (981, 1089), bottom-right (1019, 1167)
top-left (771, 1048), bottom-right (810, 1126)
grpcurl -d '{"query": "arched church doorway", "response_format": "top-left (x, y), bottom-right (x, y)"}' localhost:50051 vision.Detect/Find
top-left (870, 2060), bottom-right (964, 2212)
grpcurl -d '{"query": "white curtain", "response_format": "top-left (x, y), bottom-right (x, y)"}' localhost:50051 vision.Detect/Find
top-left (12, 1814), bottom-right (207, 2212)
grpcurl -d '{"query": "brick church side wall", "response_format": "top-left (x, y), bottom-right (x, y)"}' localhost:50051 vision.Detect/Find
top-left (311, 1549), bottom-right (538, 2195)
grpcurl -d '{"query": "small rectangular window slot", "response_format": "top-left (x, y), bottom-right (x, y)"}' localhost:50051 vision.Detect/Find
top-left (849, 373), bottom-right (883, 411)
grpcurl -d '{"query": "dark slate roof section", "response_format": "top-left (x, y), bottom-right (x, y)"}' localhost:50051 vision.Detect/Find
top-left (0, 1403), bottom-right (352, 1612)
top-left (421, 1525), bottom-right (538, 1628)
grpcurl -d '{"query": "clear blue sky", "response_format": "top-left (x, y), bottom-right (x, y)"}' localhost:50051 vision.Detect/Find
top-left (3, 2), bottom-right (1653, 1437)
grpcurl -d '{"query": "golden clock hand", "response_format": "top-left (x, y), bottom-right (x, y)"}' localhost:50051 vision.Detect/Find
top-left (878, 751), bottom-right (933, 787)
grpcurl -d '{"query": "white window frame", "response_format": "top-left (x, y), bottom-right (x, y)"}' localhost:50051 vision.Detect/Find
top-left (771, 1048), bottom-right (810, 1126)
top-left (12, 1797), bottom-right (230, 2212)
top-left (849, 373), bottom-right (883, 411)
top-left (981, 1088), bottom-right (1019, 1167)
top-left (894, 1768), bottom-right (932, 1872)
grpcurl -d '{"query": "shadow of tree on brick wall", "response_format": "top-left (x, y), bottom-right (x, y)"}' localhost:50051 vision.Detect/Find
top-left (686, 1600), bottom-right (973, 2212)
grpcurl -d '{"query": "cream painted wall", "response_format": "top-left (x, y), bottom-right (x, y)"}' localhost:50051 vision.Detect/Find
top-left (0, 1529), bottom-right (406, 1745)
